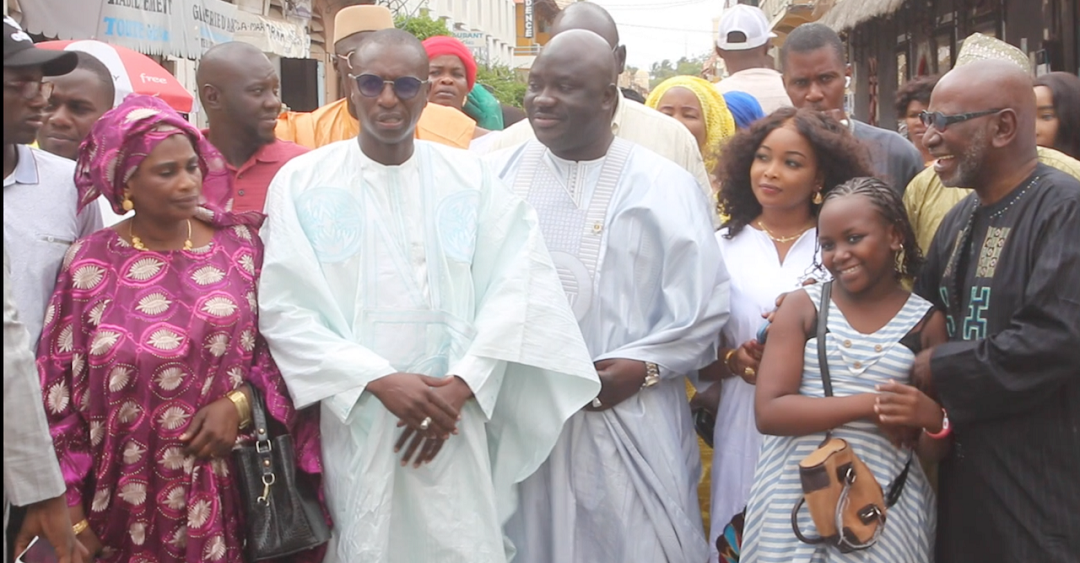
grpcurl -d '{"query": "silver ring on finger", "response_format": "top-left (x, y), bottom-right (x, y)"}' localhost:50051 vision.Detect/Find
top-left (591, 397), bottom-right (602, 409)
top-left (419, 416), bottom-right (432, 431)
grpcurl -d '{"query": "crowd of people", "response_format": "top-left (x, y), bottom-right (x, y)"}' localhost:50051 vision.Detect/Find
top-left (3, 3), bottom-right (1078, 563)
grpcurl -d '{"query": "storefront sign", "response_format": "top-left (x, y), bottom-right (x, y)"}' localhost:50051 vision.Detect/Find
top-left (20, 0), bottom-right (308, 59)
top-left (524, 0), bottom-right (534, 39)
top-left (453, 30), bottom-right (486, 49)
top-left (235, 11), bottom-right (311, 58)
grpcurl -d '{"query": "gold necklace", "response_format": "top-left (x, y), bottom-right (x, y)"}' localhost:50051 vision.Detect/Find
top-left (131, 219), bottom-right (194, 251)
top-left (757, 220), bottom-right (813, 244)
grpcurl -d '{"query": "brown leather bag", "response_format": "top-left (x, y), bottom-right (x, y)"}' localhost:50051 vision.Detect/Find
top-left (790, 282), bottom-right (911, 553)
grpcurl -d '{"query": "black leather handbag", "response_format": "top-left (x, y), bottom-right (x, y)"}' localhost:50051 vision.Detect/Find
top-left (232, 386), bottom-right (330, 560)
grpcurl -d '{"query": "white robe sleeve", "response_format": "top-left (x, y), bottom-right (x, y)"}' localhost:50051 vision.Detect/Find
top-left (257, 161), bottom-right (396, 423)
top-left (443, 160), bottom-right (601, 523)
top-left (592, 165), bottom-right (730, 376)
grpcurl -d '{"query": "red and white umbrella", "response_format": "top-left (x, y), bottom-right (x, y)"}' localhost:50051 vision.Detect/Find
top-left (36, 40), bottom-right (194, 113)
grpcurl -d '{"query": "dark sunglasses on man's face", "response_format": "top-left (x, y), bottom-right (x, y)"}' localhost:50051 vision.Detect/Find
top-left (350, 73), bottom-right (428, 100)
top-left (918, 108), bottom-right (1004, 132)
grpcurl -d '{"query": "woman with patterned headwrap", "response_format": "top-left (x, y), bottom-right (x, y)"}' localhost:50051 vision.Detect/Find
top-left (36, 95), bottom-right (326, 563)
top-left (646, 75), bottom-right (737, 193)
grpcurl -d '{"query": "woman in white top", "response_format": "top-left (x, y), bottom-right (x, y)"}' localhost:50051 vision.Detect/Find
top-left (702, 107), bottom-right (874, 562)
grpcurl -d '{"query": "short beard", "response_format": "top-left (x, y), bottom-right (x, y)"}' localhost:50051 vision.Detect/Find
top-left (243, 122), bottom-right (276, 147)
top-left (949, 128), bottom-right (989, 188)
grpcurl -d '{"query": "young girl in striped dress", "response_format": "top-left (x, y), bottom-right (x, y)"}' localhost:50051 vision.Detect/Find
top-left (742, 177), bottom-right (951, 563)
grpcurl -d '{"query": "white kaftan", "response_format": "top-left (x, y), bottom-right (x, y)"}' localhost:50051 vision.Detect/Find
top-left (707, 227), bottom-right (821, 563)
top-left (258, 140), bottom-right (601, 563)
top-left (489, 139), bottom-right (731, 563)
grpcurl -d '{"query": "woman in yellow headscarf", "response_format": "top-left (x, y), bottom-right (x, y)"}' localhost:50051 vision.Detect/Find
top-left (647, 75), bottom-right (736, 534)
top-left (646, 75), bottom-right (737, 193)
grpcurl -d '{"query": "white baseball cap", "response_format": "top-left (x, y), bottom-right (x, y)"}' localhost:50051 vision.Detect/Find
top-left (716, 5), bottom-right (777, 51)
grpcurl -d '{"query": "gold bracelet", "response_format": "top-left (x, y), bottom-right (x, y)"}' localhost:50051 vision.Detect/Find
top-left (72, 519), bottom-right (90, 536)
top-left (226, 389), bottom-right (253, 430)
top-left (723, 348), bottom-right (738, 374)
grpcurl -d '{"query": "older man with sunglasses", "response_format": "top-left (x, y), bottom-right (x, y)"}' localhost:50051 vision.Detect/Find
top-left (276, 5), bottom-right (478, 149)
top-left (258, 28), bottom-right (600, 563)
top-left (911, 54), bottom-right (1080, 563)
top-left (901, 33), bottom-right (1080, 253)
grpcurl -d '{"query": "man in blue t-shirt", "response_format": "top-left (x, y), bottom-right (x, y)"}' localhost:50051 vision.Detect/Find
top-left (780, 23), bottom-right (923, 195)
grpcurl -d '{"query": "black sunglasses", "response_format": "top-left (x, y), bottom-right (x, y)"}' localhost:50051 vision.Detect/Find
top-left (350, 73), bottom-right (428, 100)
top-left (918, 108), bottom-right (1004, 132)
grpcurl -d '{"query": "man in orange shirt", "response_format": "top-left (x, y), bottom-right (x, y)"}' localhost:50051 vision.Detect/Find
top-left (276, 5), bottom-right (476, 149)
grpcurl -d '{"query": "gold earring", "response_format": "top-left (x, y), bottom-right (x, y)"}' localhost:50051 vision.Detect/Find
top-left (122, 197), bottom-right (134, 212)
top-left (812, 191), bottom-right (823, 205)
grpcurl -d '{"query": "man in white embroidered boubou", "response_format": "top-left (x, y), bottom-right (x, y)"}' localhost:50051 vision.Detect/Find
top-left (257, 29), bottom-right (600, 563)
top-left (489, 29), bottom-right (731, 563)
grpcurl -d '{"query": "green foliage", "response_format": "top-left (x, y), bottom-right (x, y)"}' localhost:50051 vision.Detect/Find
top-left (649, 53), bottom-right (711, 89)
top-left (394, 13), bottom-right (451, 41)
top-left (477, 65), bottom-right (528, 108)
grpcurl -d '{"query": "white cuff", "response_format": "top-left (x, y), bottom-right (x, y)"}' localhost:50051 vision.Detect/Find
top-left (448, 355), bottom-right (505, 420)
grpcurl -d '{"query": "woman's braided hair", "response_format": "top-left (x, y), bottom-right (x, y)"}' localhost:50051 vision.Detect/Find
top-left (820, 176), bottom-right (925, 280)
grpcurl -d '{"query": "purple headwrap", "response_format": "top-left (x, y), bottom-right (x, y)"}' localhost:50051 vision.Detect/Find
top-left (75, 94), bottom-right (262, 228)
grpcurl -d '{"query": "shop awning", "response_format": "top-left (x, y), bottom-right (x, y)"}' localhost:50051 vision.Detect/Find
top-left (819, 0), bottom-right (907, 32)
top-left (18, 0), bottom-right (309, 60)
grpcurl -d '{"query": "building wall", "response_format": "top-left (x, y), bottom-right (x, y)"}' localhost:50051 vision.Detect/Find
top-left (398, 0), bottom-right (518, 66)
top-left (846, 0), bottom-right (1079, 127)
top-left (513, 0), bottom-right (557, 69)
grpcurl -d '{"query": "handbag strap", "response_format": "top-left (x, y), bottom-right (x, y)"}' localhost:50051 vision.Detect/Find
top-left (247, 386), bottom-right (276, 496)
top-left (885, 453), bottom-right (913, 508)
top-left (816, 282), bottom-right (834, 444)
top-left (817, 281), bottom-right (912, 508)
top-left (816, 281), bottom-right (834, 399)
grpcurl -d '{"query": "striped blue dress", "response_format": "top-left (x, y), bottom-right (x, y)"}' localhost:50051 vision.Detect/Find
top-left (741, 284), bottom-right (936, 563)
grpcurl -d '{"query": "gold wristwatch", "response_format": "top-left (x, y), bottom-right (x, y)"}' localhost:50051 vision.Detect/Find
top-left (642, 362), bottom-right (660, 388)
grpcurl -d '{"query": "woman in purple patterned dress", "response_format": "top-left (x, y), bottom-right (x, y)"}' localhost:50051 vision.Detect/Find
top-left (35, 96), bottom-right (326, 563)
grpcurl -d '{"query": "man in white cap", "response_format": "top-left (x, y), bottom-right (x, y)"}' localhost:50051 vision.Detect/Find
top-left (713, 4), bottom-right (791, 114)
top-left (276, 5), bottom-right (478, 149)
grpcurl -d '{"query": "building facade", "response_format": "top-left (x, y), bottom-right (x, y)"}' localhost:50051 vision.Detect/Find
top-left (391, 0), bottom-right (518, 67)
top-left (512, 0), bottom-right (569, 70)
top-left (12, 0), bottom-right (327, 114)
top-left (761, 0), bottom-right (835, 45)
top-left (821, 0), bottom-right (1079, 129)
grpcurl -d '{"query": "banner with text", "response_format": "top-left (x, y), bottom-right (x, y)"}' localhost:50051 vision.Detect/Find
top-left (20, 0), bottom-right (309, 60)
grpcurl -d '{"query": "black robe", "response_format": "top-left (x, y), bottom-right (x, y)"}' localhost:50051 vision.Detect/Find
top-left (916, 163), bottom-right (1080, 562)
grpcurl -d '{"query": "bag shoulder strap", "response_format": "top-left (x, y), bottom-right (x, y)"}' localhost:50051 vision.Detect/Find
top-left (885, 453), bottom-right (913, 507)
top-left (816, 281), bottom-right (912, 505)
top-left (898, 305), bottom-right (938, 355)
top-left (816, 281), bottom-right (833, 399)
top-left (246, 386), bottom-right (275, 484)
top-left (249, 385), bottom-right (269, 440)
